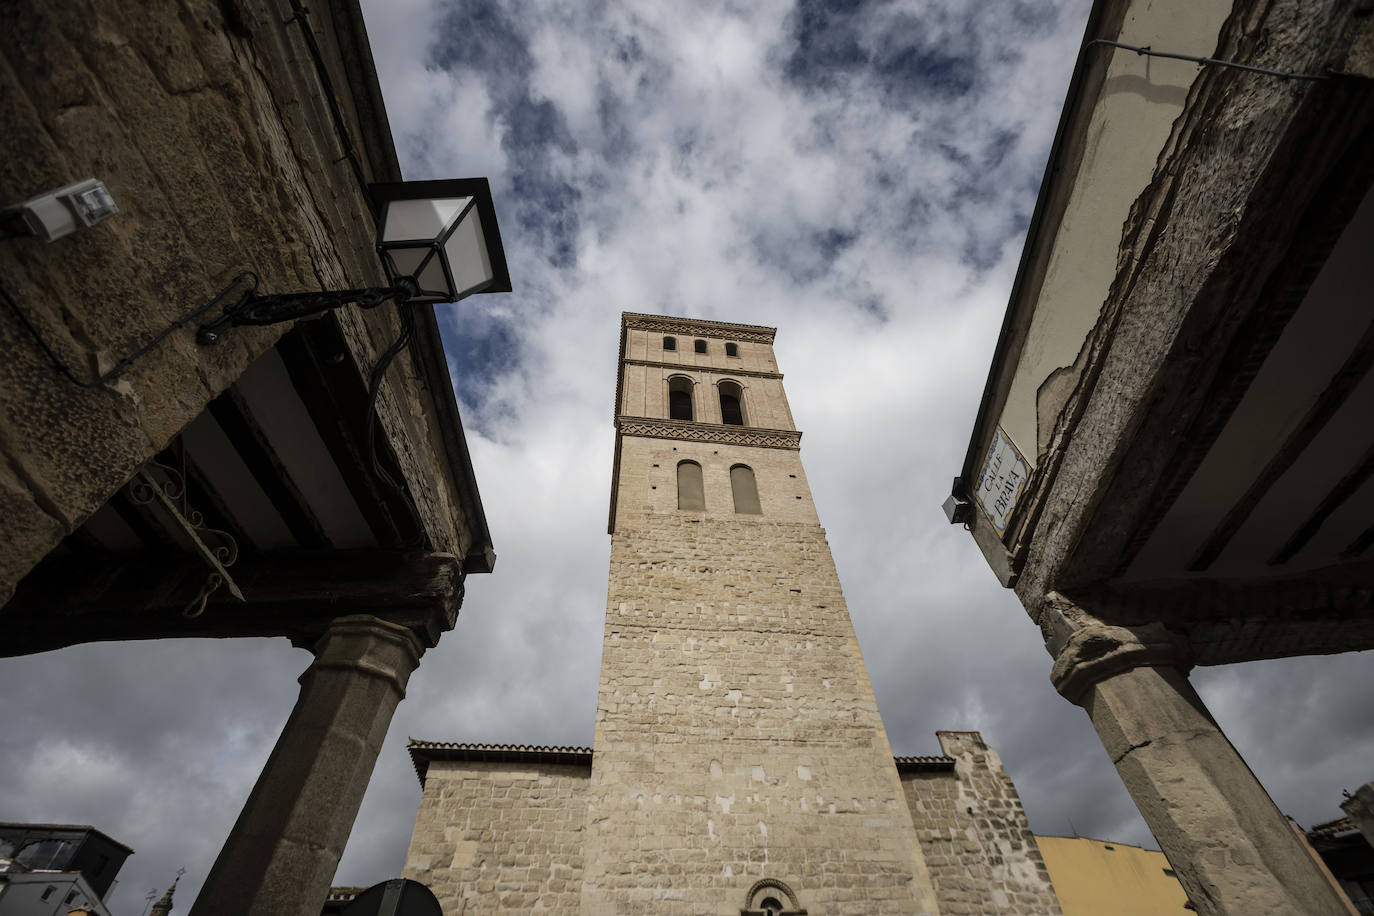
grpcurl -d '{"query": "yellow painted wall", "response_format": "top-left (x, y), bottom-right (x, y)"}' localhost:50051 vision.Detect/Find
top-left (1036, 835), bottom-right (1192, 915)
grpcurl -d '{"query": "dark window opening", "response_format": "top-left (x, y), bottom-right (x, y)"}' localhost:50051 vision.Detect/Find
top-left (663, 336), bottom-right (676, 351)
top-left (677, 461), bottom-right (705, 510)
top-left (725, 342), bottom-right (739, 357)
top-left (694, 339), bottom-right (707, 353)
top-left (41, 887), bottom-right (55, 901)
top-left (670, 390), bottom-right (693, 420)
top-left (668, 377), bottom-right (694, 421)
top-left (718, 380), bottom-right (745, 426)
top-left (721, 393), bottom-right (743, 425)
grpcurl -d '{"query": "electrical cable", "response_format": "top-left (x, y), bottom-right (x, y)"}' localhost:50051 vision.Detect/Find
top-left (1, 271), bottom-right (258, 388)
top-left (285, 0), bottom-right (371, 200)
top-left (364, 303), bottom-right (428, 547)
top-left (1086, 38), bottom-right (1329, 82)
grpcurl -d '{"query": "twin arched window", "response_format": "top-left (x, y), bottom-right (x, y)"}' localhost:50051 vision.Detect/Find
top-left (667, 378), bottom-right (747, 426)
top-left (676, 461), bottom-right (760, 514)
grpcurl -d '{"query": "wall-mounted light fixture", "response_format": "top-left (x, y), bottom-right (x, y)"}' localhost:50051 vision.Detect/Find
top-left (1, 179), bottom-right (118, 241)
top-left (197, 178), bottom-right (511, 345)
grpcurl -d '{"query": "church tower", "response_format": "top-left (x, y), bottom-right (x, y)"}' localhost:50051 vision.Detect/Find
top-left (578, 313), bottom-right (940, 913)
top-left (401, 313), bottom-right (1062, 914)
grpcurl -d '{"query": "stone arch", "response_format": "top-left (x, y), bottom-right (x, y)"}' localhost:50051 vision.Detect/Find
top-left (741, 877), bottom-right (806, 915)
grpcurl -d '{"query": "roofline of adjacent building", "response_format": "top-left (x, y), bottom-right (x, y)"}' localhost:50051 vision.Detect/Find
top-left (951, 0), bottom-right (1130, 533)
top-left (406, 740), bottom-right (957, 785)
top-left (407, 741), bottom-right (596, 784)
top-left (0, 823), bottom-right (135, 855)
top-left (328, 0), bottom-right (495, 573)
top-left (893, 756), bottom-right (957, 773)
top-left (1033, 834), bottom-right (1166, 854)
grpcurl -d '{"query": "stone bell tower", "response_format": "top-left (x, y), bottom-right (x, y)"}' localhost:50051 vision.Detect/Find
top-left (579, 313), bottom-right (940, 914)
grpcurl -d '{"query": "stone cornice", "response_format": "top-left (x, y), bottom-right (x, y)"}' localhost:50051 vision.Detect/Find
top-left (623, 358), bottom-right (783, 380)
top-left (616, 417), bottom-right (802, 450)
top-left (622, 312), bottom-right (776, 343)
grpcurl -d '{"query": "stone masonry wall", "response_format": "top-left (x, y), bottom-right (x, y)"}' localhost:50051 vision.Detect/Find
top-left (901, 731), bottom-right (1061, 914)
top-left (0, 0), bottom-right (469, 601)
top-left (580, 507), bottom-right (940, 914)
top-left (402, 760), bottom-right (589, 914)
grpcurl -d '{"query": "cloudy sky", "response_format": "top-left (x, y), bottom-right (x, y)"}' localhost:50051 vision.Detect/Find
top-left (4, 0), bottom-right (1373, 912)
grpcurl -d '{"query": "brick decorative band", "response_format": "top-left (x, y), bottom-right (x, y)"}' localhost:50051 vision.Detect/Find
top-left (617, 418), bottom-right (802, 450)
top-left (623, 313), bottom-right (776, 343)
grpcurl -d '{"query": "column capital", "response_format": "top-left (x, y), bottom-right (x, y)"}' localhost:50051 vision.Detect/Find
top-left (306, 614), bottom-right (426, 696)
top-left (1050, 620), bottom-right (1190, 705)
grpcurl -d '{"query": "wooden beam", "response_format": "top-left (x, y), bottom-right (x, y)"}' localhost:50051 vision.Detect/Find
top-left (1185, 318), bottom-right (1374, 571)
top-left (207, 390), bottom-right (331, 549)
top-left (275, 324), bottom-right (410, 546)
top-left (0, 549), bottom-right (463, 658)
top-left (1271, 439), bottom-right (1374, 565)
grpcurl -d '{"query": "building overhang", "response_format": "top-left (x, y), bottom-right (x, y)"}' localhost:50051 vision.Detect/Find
top-left (950, 0), bottom-right (1374, 665)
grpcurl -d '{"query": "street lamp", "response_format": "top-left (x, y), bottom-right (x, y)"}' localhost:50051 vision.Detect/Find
top-left (197, 178), bottom-right (510, 345)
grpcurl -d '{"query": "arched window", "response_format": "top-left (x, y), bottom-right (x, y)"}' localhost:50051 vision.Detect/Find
top-left (694, 339), bottom-right (707, 354)
top-left (718, 380), bottom-right (745, 426)
top-left (725, 342), bottom-right (739, 357)
top-left (677, 461), bottom-right (704, 510)
top-left (731, 465), bottom-right (761, 514)
top-left (668, 376), bottom-right (693, 421)
top-left (663, 336), bottom-right (676, 351)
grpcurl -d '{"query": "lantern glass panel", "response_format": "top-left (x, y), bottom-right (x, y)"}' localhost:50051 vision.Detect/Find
top-left (444, 208), bottom-right (496, 299)
top-left (382, 197), bottom-right (470, 242)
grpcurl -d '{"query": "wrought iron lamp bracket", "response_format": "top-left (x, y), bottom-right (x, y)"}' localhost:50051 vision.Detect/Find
top-left (196, 277), bottom-right (417, 346)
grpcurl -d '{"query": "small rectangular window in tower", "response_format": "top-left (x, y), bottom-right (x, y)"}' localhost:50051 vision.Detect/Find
top-left (694, 339), bottom-right (707, 354)
top-left (725, 342), bottom-right (739, 357)
top-left (663, 336), bottom-right (676, 351)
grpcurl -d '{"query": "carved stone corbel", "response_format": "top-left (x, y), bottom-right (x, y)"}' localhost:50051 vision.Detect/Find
top-left (1050, 622), bottom-right (1192, 705)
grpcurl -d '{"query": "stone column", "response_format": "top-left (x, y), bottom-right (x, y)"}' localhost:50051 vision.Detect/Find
top-left (1050, 620), bottom-right (1350, 916)
top-left (191, 615), bottom-right (425, 916)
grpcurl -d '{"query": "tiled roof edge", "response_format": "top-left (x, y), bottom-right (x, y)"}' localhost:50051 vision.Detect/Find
top-left (406, 740), bottom-right (594, 785)
top-left (621, 312), bottom-right (777, 339)
top-left (894, 755), bottom-right (957, 772)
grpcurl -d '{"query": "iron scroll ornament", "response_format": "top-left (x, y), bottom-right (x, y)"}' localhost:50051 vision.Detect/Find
top-left (196, 275), bottom-right (419, 345)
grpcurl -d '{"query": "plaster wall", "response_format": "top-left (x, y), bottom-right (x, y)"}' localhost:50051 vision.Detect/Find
top-left (996, 0), bottom-right (1232, 466)
top-left (1035, 836), bottom-right (1190, 915)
